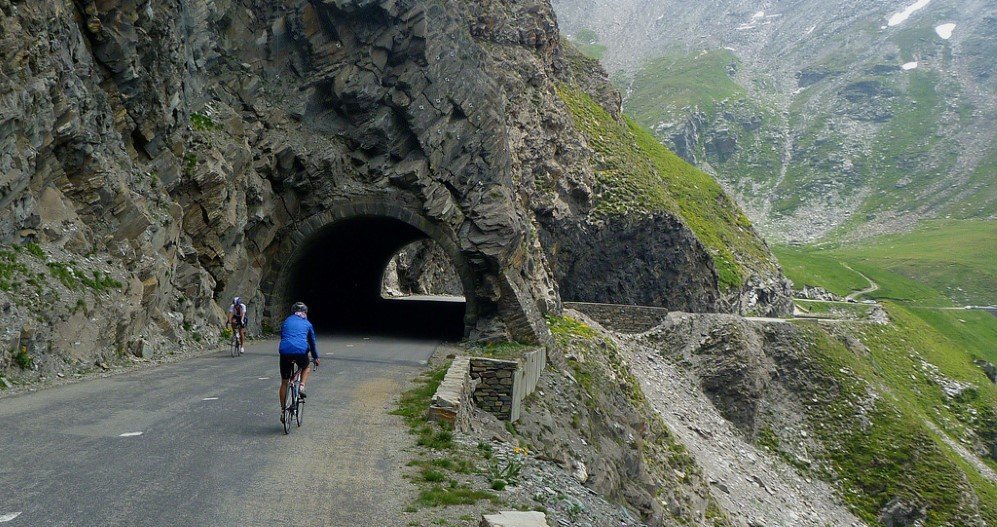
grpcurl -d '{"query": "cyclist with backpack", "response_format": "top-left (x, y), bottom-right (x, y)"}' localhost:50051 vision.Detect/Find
top-left (278, 302), bottom-right (320, 421)
top-left (227, 296), bottom-right (248, 355)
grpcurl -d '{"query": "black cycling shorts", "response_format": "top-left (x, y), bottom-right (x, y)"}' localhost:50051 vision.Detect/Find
top-left (279, 354), bottom-right (311, 380)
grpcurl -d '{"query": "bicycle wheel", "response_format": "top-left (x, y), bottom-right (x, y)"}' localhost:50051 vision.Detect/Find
top-left (282, 384), bottom-right (293, 435)
top-left (296, 392), bottom-right (304, 427)
top-left (231, 334), bottom-right (239, 357)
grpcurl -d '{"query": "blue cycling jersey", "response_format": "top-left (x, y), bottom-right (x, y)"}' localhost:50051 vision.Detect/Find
top-left (278, 315), bottom-right (318, 359)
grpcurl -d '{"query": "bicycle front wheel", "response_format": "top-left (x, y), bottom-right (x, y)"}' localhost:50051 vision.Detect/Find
top-left (296, 396), bottom-right (303, 427)
top-left (231, 335), bottom-right (239, 357)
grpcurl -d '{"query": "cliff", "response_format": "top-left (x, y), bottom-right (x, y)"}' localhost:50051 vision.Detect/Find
top-left (1, 0), bottom-right (787, 379)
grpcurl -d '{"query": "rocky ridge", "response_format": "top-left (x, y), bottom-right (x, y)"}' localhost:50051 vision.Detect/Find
top-left (1, 0), bottom-right (788, 384)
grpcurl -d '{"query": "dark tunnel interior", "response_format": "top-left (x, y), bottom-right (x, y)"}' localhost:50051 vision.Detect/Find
top-left (285, 216), bottom-right (467, 340)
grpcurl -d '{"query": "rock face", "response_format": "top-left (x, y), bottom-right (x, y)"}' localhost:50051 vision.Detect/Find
top-left (382, 240), bottom-right (464, 297)
top-left (1, 0), bottom-right (786, 379)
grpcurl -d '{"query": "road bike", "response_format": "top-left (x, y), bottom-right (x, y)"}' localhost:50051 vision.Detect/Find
top-left (229, 327), bottom-right (241, 357)
top-left (282, 360), bottom-right (314, 434)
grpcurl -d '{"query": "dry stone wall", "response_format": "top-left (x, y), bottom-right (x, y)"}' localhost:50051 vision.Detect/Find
top-left (470, 346), bottom-right (546, 422)
top-left (564, 302), bottom-right (671, 334)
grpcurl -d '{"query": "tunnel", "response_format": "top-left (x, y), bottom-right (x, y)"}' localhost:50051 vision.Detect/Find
top-left (278, 215), bottom-right (469, 340)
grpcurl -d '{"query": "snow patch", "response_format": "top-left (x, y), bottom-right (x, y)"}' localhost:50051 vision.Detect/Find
top-left (887, 0), bottom-right (932, 27)
top-left (902, 61), bottom-right (918, 70)
top-left (935, 23), bottom-right (956, 39)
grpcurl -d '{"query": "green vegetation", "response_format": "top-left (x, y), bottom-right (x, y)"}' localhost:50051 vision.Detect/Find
top-left (546, 314), bottom-right (597, 344)
top-left (777, 220), bottom-right (996, 307)
top-left (831, 220), bottom-right (994, 306)
top-left (190, 112), bottom-right (219, 132)
top-left (0, 249), bottom-right (29, 292)
top-left (556, 84), bottom-right (774, 289)
top-left (391, 366), bottom-right (454, 450)
top-left (626, 50), bottom-right (743, 123)
top-left (47, 262), bottom-right (122, 292)
top-left (24, 243), bottom-right (45, 259)
top-left (797, 322), bottom-right (996, 525)
top-left (11, 346), bottom-right (33, 369)
top-left (392, 365), bottom-right (504, 512)
top-left (774, 219), bottom-right (996, 523)
top-left (414, 485), bottom-right (499, 508)
top-left (570, 29), bottom-right (607, 60)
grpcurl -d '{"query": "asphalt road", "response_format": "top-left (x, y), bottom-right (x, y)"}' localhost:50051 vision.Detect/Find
top-left (0, 335), bottom-right (439, 526)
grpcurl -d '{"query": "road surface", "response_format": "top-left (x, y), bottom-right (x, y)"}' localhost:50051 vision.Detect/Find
top-left (0, 335), bottom-right (439, 526)
top-left (842, 264), bottom-right (879, 301)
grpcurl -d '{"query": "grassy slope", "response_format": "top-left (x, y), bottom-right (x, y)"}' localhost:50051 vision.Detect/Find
top-left (775, 220), bottom-right (996, 306)
top-left (829, 220), bottom-right (996, 306)
top-left (624, 50), bottom-right (784, 192)
top-left (772, 219), bottom-right (996, 524)
top-left (800, 322), bottom-right (996, 526)
top-left (556, 84), bottom-right (774, 289)
top-left (625, 50), bottom-right (744, 124)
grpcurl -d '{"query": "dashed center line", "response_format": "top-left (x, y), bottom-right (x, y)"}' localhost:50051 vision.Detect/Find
top-left (0, 512), bottom-right (22, 522)
top-left (202, 397), bottom-right (218, 401)
top-left (258, 377), bottom-right (270, 380)
top-left (119, 432), bottom-right (143, 437)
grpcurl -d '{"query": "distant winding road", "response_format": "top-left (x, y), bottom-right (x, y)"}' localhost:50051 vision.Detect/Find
top-left (0, 336), bottom-right (438, 526)
top-left (842, 264), bottom-right (879, 301)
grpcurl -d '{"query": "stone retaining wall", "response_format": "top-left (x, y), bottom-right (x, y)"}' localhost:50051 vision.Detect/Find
top-left (470, 346), bottom-right (547, 422)
top-left (427, 357), bottom-right (477, 432)
top-left (471, 358), bottom-right (518, 420)
top-left (564, 302), bottom-right (670, 333)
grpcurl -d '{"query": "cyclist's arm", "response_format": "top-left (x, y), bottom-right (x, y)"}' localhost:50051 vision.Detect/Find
top-left (307, 324), bottom-right (319, 361)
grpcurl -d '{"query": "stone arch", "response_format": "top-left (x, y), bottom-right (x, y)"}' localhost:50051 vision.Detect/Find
top-left (260, 197), bottom-right (483, 338)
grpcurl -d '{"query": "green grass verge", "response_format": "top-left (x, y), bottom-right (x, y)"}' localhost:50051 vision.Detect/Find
top-left (556, 84), bottom-right (774, 289)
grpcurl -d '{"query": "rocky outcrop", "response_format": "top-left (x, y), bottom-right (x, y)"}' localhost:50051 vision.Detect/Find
top-left (1, 0), bottom-right (787, 382)
top-left (382, 240), bottom-right (464, 297)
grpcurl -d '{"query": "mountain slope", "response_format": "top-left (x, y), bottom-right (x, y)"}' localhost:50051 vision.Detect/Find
top-left (551, 0), bottom-right (996, 242)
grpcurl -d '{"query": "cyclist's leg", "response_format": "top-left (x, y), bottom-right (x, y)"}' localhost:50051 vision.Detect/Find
top-left (297, 356), bottom-right (312, 396)
top-left (238, 326), bottom-right (246, 352)
top-left (278, 355), bottom-right (294, 409)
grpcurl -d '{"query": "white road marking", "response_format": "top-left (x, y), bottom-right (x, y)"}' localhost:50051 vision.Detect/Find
top-left (202, 397), bottom-right (218, 401)
top-left (258, 377), bottom-right (269, 380)
top-left (0, 512), bottom-right (22, 522)
top-left (119, 432), bottom-right (143, 437)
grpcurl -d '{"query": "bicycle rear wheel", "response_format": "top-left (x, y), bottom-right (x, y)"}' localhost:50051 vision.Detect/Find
top-left (282, 384), bottom-right (294, 434)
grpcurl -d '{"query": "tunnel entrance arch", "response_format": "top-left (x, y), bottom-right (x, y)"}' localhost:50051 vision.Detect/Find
top-left (263, 200), bottom-right (481, 340)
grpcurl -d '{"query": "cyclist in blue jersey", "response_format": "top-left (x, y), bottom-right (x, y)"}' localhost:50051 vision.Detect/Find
top-left (278, 302), bottom-right (320, 419)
